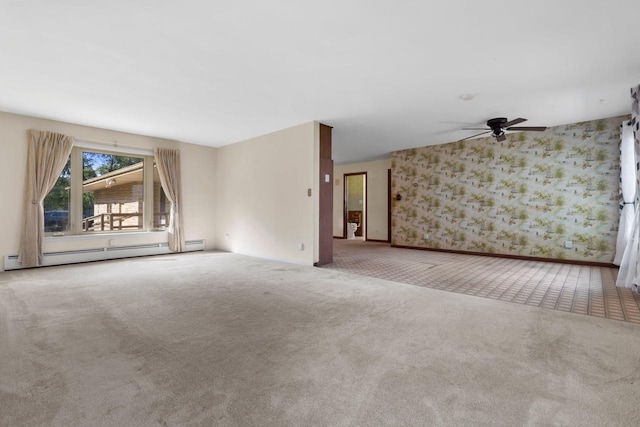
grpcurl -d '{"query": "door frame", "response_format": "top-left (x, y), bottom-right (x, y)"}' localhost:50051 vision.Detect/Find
top-left (343, 172), bottom-right (368, 240)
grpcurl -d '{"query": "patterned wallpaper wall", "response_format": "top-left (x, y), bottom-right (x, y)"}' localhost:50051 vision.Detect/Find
top-left (391, 116), bottom-right (628, 263)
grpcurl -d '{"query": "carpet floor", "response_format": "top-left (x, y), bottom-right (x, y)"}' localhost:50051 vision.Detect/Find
top-left (1, 251), bottom-right (639, 426)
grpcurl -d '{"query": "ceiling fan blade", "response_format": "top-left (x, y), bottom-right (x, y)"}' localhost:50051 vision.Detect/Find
top-left (501, 117), bottom-right (527, 128)
top-left (461, 127), bottom-right (490, 130)
top-left (457, 130), bottom-right (491, 141)
top-left (506, 126), bottom-right (547, 131)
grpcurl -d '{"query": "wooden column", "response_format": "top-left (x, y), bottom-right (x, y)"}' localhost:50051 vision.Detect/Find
top-left (317, 124), bottom-right (333, 266)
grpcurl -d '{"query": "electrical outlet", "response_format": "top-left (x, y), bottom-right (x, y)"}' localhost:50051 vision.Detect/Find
top-left (424, 233), bottom-right (430, 240)
top-left (298, 243), bottom-right (304, 251)
top-left (565, 240), bottom-right (573, 249)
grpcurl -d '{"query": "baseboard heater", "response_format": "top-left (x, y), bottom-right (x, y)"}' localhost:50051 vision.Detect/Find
top-left (3, 240), bottom-right (205, 271)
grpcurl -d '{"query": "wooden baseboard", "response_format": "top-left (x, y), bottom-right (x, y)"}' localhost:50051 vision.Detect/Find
top-left (333, 237), bottom-right (390, 243)
top-left (390, 244), bottom-right (617, 268)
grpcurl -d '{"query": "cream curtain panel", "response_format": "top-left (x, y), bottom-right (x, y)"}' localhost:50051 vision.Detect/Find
top-left (154, 148), bottom-right (185, 252)
top-left (18, 130), bottom-right (74, 267)
top-left (616, 85), bottom-right (640, 291)
top-left (613, 122), bottom-right (635, 265)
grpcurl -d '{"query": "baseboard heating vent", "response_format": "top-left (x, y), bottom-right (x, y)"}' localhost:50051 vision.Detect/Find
top-left (3, 239), bottom-right (205, 271)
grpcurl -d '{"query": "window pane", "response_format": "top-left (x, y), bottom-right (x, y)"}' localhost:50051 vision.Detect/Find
top-left (153, 163), bottom-right (169, 229)
top-left (82, 152), bottom-right (144, 232)
top-left (43, 157), bottom-right (71, 233)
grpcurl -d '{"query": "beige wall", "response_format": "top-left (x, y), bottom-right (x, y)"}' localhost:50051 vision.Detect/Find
top-left (334, 159), bottom-right (391, 241)
top-left (0, 111), bottom-right (217, 269)
top-left (214, 122), bottom-right (318, 265)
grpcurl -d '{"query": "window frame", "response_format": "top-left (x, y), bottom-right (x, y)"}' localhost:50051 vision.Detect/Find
top-left (45, 142), bottom-right (164, 236)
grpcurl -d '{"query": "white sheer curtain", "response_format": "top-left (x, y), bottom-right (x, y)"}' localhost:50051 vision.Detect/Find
top-left (613, 122), bottom-right (635, 265)
top-left (18, 130), bottom-right (74, 267)
top-left (616, 85), bottom-right (640, 290)
top-left (154, 148), bottom-right (185, 252)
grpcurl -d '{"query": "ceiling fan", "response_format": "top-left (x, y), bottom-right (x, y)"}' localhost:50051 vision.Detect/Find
top-left (459, 118), bottom-right (547, 142)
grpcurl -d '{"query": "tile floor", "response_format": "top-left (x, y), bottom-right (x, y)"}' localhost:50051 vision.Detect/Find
top-left (322, 239), bottom-right (640, 324)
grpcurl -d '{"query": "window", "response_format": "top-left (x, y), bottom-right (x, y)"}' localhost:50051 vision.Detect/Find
top-left (81, 151), bottom-right (144, 231)
top-left (43, 157), bottom-right (71, 233)
top-left (153, 164), bottom-right (169, 229)
top-left (43, 145), bottom-right (168, 235)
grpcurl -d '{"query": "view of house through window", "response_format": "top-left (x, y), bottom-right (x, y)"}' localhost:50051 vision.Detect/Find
top-left (43, 146), bottom-right (168, 234)
top-left (81, 151), bottom-right (144, 231)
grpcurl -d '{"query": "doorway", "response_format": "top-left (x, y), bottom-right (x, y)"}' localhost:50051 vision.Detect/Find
top-left (344, 172), bottom-right (367, 240)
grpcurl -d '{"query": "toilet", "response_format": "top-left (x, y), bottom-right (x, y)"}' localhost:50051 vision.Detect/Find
top-left (347, 222), bottom-right (359, 239)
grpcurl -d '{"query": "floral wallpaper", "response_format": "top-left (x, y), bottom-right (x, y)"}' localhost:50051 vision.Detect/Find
top-left (391, 116), bottom-right (628, 263)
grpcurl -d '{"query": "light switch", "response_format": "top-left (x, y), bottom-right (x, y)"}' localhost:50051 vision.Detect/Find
top-left (325, 174), bottom-right (330, 183)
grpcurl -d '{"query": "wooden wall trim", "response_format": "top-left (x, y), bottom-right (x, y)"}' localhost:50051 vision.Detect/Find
top-left (343, 171), bottom-right (367, 240)
top-left (319, 123), bottom-right (332, 159)
top-left (391, 244), bottom-right (618, 268)
top-left (317, 124), bottom-right (333, 266)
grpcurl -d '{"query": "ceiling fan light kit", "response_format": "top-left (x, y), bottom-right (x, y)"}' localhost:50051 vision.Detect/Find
top-left (460, 117), bottom-right (547, 142)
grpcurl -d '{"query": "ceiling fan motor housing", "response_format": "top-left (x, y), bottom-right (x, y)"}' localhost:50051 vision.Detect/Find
top-left (487, 117), bottom-right (507, 139)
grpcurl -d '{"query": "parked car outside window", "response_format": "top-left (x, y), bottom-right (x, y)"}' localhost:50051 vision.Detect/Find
top-left (44, 210), bottom-right (68, 232)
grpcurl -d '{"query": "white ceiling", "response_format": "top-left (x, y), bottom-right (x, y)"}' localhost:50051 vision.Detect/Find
top-left (0, 1), bottom-right (638, 164)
